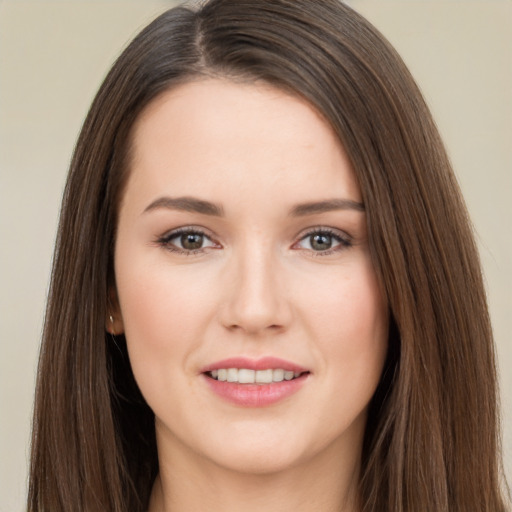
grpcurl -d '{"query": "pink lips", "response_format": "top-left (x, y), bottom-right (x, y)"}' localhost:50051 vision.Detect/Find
top-left (201, 356), bottom-right (310, 407)
top-left (201, 356), bottom-right (308, 374)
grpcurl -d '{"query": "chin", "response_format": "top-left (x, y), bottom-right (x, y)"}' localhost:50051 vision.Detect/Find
top-left (191, 419), bottom-right (348, 477)
top-left (205, 440), bottom-right (307, 476)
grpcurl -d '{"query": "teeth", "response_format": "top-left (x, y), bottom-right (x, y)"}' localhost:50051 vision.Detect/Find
top-left (255, 369), bottom-right (273, 383)
top-left (238, 369), bottom-right (255, 384)
top-left (227, 368), bottom-right (238, 382)
top-left (273, 368), bottom-right (284, 382)
top-left (209, 368), bottom-right (305, 384)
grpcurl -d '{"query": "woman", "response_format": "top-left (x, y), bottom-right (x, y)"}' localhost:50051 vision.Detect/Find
top-left (28, 0), bottom-right (509, 511)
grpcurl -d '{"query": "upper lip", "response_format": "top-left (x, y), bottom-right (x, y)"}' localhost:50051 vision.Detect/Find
top-left (200, 356), bottom-right (309, 374)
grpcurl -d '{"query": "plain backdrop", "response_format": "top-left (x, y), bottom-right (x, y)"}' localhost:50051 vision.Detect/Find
top-left (0, 1), bottom-right (510, 510)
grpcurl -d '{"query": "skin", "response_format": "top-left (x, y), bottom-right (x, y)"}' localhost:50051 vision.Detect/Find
top-left (111, 79), bottom-right (389, 512)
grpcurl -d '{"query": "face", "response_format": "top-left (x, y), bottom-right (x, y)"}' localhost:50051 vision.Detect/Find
top-left (112, 79), bottom-right (388, 476)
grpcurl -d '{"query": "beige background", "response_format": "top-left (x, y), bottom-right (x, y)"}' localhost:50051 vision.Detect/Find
top-left (0, 1), bottom-right (510, 510)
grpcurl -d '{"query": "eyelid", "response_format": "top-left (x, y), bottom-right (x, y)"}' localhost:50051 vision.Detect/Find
top-left (156, 226), bottom-right (221, 254)
top-left (155, 225), bottom-right (353, 256)
top-left (292, 226), bottom-right (353, 255)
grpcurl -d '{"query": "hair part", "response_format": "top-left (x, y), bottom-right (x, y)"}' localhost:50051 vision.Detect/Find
top-left (28, 1), bottom-right (509, 511)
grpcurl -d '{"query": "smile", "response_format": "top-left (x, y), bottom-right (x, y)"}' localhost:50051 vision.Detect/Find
top-left (208, 368), bottom-right (304, 384)
top-left (201, 357), bottom-right (310, 407)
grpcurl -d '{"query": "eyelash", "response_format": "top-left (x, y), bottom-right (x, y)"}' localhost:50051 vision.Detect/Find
top-left (156, 227), bottom-right (217, 256)
top-left (155, 226), bottom-right (353, 257)
top-left (294, 227), bottom-right (352, 256)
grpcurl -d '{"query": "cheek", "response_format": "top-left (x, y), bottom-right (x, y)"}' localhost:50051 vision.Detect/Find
top-left (114, 253), bottom-right (219, 384)
top-left (117, 257), bottom-right (213, 337)
top-left (114, 259), bottom-right (222, 418)
top-left (301, 257), bottom-right (387, 341)
top-left (299, 257), bottom-right (388, 386)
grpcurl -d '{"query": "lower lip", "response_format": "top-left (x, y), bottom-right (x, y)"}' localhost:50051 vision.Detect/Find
top-left (203, 373), bottom-right (309, 407)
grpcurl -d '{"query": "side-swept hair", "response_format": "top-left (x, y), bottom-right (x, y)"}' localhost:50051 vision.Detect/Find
top-left (28, 1), bottom-right (508, 510)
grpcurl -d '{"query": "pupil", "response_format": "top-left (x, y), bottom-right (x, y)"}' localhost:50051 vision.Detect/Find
top-left (181, 233), bottom-right (203, 250)
top-left (311, 233), bottom-right (331, 251)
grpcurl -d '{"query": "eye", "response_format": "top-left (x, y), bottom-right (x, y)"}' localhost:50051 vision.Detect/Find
top-left (157, 228), bottom-right (218, 254)
top-left (294, 228), bottom-right (352, 255)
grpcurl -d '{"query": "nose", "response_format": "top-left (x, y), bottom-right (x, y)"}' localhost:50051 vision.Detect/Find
top-left (218, 244), bottom-right (292, 336)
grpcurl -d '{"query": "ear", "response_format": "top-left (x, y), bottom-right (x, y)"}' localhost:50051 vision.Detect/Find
top-left (106, 286), bottom-right (125, 335)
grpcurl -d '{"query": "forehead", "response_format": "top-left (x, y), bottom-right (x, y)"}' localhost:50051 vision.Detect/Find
top-left (124, 78), bottom-right (361, 212)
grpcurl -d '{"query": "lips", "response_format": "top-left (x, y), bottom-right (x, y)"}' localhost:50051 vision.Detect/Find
top-left (201, 357), bottom-right (310, 407)
top-left (201, 356), bottom-right (308, 374)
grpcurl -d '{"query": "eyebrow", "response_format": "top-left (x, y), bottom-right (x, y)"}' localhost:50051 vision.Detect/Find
top-left (143, 196), bottom-right (365, 217)
top-left (289, 198), bottom-right (365, 216)
top-left (143, 196), bottom-right (225, 216)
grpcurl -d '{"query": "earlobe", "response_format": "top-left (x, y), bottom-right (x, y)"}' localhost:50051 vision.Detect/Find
top-left (106, 313), bottom-right (124, 336)
top-left (106, 286), bottom-right (125, 335)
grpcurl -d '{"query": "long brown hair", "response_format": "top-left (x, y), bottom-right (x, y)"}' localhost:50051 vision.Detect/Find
top-left (28, 1), bottom-right (509, 510)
